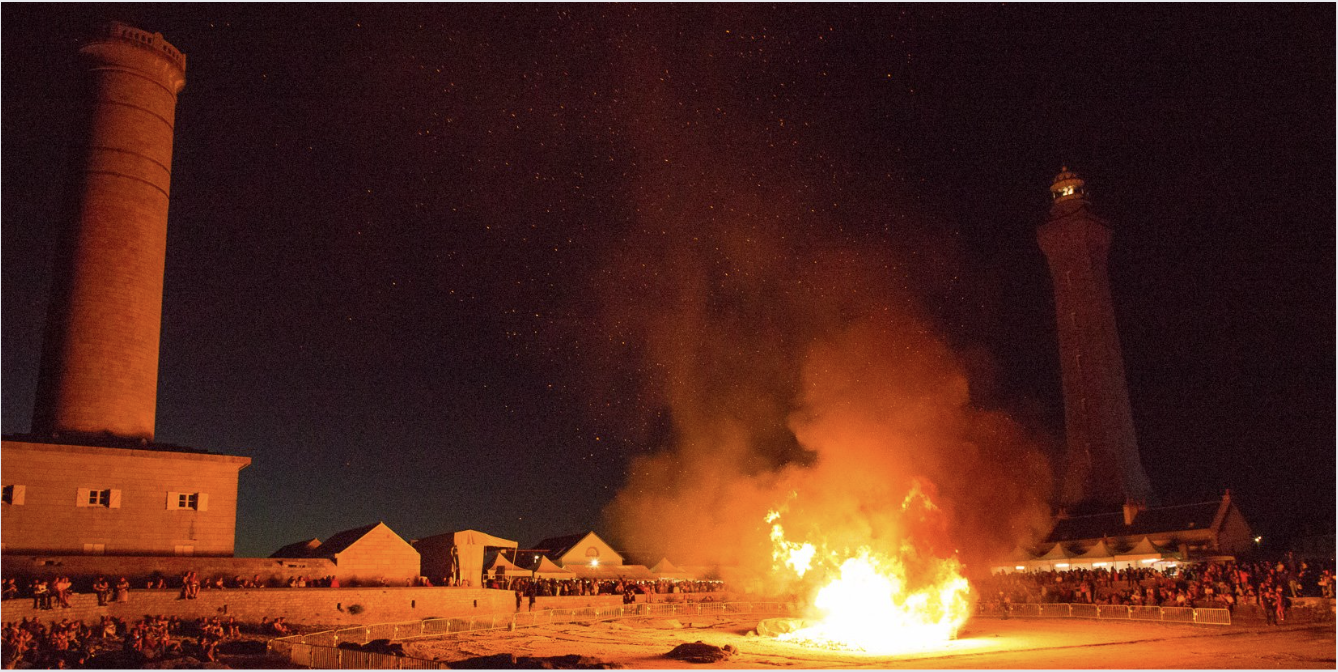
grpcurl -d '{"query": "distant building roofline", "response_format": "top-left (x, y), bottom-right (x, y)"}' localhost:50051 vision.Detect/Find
top-left (2, 435), bottom-right (251, 466)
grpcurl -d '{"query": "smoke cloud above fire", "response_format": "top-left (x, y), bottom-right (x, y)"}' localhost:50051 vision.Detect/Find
top-left (588, 163), bottom-right (1052, 581)
top-left (579, 14), bottom-right (1054, 584)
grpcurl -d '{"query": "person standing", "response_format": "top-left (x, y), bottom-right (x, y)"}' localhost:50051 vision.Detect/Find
top-left (93, 577), bottom-right (110, 606)
top-left (32, 579), bottom-right (49, 610)
top-left (115, 577), bottom-right (130, 603)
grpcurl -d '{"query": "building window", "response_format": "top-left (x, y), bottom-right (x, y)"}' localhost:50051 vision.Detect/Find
top-left (2, 485), bottom-right (24, 505)
top-left (83, 543), bottom-right (106, 555)
top-left (175, 545), bottom-right (195, 557)
top-left (167, 492), bottom-right (208, 511)
top-left (585, 546), bottom-right (599, 558)
top-left (77, 488), bottom-right (121, 508)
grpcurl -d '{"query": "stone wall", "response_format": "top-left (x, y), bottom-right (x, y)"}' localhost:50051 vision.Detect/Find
top-left (0, 590), bottom-right (735, 629)
top-left (0, 587), bottom-right (513, 627)
top-left (2, 554), bottom-right (336, 589)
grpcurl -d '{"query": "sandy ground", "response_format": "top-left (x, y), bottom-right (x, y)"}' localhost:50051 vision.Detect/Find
top-left (401, 616), bottom-right (1336, 669)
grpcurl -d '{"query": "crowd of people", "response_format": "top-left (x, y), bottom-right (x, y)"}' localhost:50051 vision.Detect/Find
top-left (1, 613), bottom-right (271, 668)
top-left (0, 571), bottom-right (729, 610)
top-left (483, 576), bottom-right (725, 599)
top-left (979, 554), bottom-right (1335, 625)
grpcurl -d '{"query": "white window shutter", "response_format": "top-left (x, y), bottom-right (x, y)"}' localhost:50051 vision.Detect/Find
top-left (197, 493), bottom-right (209, 512)
top-left (108, 490), bottom-right (122, 509)
top-left (12, 485), bottom-right (24, 506)
top-left (167, 492), bottom-right (179, 510)
top-left (77, 488), bottom-right (90, 507)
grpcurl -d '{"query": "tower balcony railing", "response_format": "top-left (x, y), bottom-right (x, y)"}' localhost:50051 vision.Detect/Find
top-left (97, 21), bottom-right (187, 73)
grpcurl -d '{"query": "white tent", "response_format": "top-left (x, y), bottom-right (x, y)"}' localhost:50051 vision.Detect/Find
top-left (565, 564), bottom-right (657, 581)
top-left (1114, 536), bottom-right (1173, 569)
top-left (524, 556), bottom-right (576, 579)
top-left (651, 558), bottom-right (697, 580)
top-left (1036, 542), bottom-right (1078, 570)
top-left (993, 546), bottom-right (1041, 574)
top-left (486, 553), bottom-right (524, 579)
top-left (450, 529), bottom-right (518, 587)
top-left (1070, 539), bottom-right (1118, 568)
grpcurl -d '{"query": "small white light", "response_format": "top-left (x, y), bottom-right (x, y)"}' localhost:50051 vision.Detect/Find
top-left (1015, 566), bottom-right (1026, 571)
top-left (1253, 536), bottom-right (1262, 543)
top-left (1055, 563), bottom-right (1069, 569)
top-left (590, 558), bottom-right (599, 567)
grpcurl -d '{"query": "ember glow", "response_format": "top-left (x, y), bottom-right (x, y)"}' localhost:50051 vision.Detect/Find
top-left (766, 486), bottom-right (972, 654)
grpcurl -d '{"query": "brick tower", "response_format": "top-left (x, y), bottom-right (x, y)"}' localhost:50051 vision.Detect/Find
top-left (31, 22), bottom-right (187, 442)
top-left (1037, 167), bottom-right (1155, 507)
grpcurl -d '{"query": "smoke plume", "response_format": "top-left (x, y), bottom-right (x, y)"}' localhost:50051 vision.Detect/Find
top-left (585, 12), bottom-right (1054, 585)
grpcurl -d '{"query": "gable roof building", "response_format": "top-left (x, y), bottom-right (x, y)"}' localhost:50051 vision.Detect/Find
top-left (997, 492), bottom-right (1252, 573)
top-left (533, 532), bottom-right (623, 568)
top-left (313, 522), bottom-right (420, 584)
top-left (270, 538), bottom-right (322, 559)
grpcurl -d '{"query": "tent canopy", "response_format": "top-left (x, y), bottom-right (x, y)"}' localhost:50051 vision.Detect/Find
top-left (565, 564), bottom-right (657, 581)
top-left (1008, 546), bottom-right (1039, 562)
top-left (454, 529), bottom-right (518, 549)
top-left (523, 556), bottom-right (575, 578)
top-left (1121, 536), bottom-right (1169, 556)
top-left (1073, 540), bottom-right (1117, 561)
top-left (1038, 542), bottom-right (1076, 560)
top-left (487, 553), bottom-right (523, 575)
top-left (651, 558), bottom-right (698, 579)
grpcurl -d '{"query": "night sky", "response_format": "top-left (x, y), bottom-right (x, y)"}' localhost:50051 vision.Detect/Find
top-left (3, 5), bottom-right (1333, 559)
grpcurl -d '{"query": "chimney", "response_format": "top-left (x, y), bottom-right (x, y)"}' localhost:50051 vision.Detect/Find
top-left (1122, 500), bottom-right (1142, 526)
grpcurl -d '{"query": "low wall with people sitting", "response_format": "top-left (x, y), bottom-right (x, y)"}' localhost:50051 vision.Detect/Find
top-left (1, 588), bottom-right (740, 630)
top-left (0, 587), bottom-right (514, 628)
top-left (3, 554), bottom-right (340, 590)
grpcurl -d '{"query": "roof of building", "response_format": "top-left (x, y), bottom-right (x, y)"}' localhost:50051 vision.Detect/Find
top-left (316, 522), bottom-right (384, 556)
top-left (1046, 501), bottom-right (1222, 543)
top-left (270, 538), bottom-right (322, 559)
top-left (2, 435), bottom-right (251, 465)
top-left (532, 533), bottom-right (592, 559)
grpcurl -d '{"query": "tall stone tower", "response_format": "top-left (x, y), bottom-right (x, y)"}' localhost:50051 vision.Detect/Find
top-left (1037, 167), bottom-right (1155, 507)
top-left (31, 22), bottom-right (187, 443)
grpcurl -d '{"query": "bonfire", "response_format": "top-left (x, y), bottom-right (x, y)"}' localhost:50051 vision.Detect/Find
top-left (764, 481), bottom-right (972, 653)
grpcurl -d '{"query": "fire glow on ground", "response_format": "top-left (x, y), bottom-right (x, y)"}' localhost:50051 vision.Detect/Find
top-left (400, 615), bottom-right (1336, 669)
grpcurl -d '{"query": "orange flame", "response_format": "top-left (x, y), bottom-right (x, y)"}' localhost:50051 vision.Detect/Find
top-left (766, 485), bottom-right (972, 653)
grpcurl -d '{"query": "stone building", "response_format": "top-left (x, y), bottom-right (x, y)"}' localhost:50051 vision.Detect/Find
top-left (273, 522), bottom-right (421, 585)
top-left (2, 439), bottom-right (248, 556)
top-left (2, 23), bottom-right (251, 560)
top-left (996, 491), bottom-right (1253, 573)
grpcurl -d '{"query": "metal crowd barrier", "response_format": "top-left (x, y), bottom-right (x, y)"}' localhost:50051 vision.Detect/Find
top-left (981, 602), bottom-right (1231, 626)
top-left (268, 601), bottom-right (794, 669)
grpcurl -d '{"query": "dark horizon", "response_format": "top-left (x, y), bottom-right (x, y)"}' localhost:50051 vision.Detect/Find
top-left (3, 4), bottom-right (1333, 558)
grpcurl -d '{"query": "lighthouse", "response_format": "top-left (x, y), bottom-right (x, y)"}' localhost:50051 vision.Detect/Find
top-left (31, 22), bottom-right (188, 442)
top-left (1037, 167), bottom-right (1156, 507)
